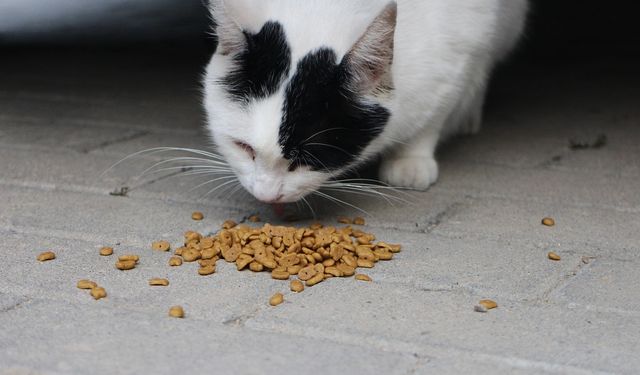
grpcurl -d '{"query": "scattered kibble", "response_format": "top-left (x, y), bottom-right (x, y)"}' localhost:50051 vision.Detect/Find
top-left (269, 293), bottom-right (284, 306)
top-left (77, 280), bottom-right (97, 290)
top-left (169, 305), bottom-right (184, 318)
top-left (149, 278), bottom-right (169, 286)
top-left (542, 217), bottom-right (555, 227)
top-left (99, 247), bottom-right (113, 256)
top-left (90, 287), bottom-right (107, 300)
top-left (192, 211), bottom-right (204, 221)
top-left (248, 215), bottom-right (261, 223)
top-left (355, 274), bottom-right (372, 282)
top-left (45, 217), bottom-right (403, 312)
top-left (151, 241), bottom-right (171, 252)
top-left (353, 217), bottom-right (366, 226)
top-left (478, 299), bottom-right (498, 310)
top-left (37, 251), bottom-right (56, 262)
top-left (548, 252), bottom-right (561, 261)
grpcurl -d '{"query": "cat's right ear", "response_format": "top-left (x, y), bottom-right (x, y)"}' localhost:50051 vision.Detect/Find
top-left (209, 0), bottom-right (245, 56)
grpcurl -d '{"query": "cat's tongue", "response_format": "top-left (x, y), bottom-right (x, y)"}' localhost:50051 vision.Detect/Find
top-left (272, 203), bottom-right (286, 218)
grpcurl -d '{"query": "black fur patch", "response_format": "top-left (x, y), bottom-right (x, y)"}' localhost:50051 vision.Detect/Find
top-left (222, 21), bottom-right (291, 103)
top-left (279, 48), bottom-right (390, 171)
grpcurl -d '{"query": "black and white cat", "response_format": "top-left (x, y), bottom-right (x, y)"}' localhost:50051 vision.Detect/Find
top-left (203, 0), bottom-right (528, 203)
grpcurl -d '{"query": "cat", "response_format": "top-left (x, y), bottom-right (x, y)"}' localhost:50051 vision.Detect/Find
top-left (203, 0), bottom-right (528, 203)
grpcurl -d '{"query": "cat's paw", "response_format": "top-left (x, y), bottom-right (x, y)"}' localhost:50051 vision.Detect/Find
top-left (379, 156), bottom-right (439, 190)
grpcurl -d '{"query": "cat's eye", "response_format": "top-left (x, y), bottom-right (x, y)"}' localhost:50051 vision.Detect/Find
top-left (234, 140), bottom-right (256, 160)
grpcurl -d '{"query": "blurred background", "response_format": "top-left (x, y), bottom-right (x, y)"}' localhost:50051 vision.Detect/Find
top-left (1, 1), bottom-right (639, 57)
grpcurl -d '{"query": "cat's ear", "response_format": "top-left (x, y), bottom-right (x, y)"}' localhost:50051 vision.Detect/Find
top-left (341, 2), bottom-right (397, 93)
top-left (210, 0), bottom-right (245, 56)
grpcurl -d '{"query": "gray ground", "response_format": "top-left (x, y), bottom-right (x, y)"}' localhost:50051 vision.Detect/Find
top-left (0, 49), bottom-right (638, 374)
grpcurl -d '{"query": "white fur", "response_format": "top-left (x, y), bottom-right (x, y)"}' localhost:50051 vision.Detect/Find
top-left (204, 0), bottom-right (528, 202)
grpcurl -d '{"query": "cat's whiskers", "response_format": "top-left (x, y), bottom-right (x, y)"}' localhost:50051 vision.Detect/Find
top-left (311, 190), bottom-right (370, 216)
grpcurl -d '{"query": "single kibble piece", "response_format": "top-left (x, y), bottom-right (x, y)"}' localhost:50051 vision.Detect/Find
top-left (269, 293), bottom-right (284, 306)
top-left (168, 256), bottom-right (183, 267)
top-left (353, 217), bottom-right (366, 226)
top-left (37, 251), bottom-right (56, 262)
top-left (99, 247), bottom-right (114, 256)
top-left (198, 265), bottom-right (216, 276)
top-left (542, 217), bottom-right (555, 227)
top-left (305, 272), bottom-right (325, 287)
top-left (248, 215), bottom-right (261, 223)
top-left (115, 260), bottom-right (136, 270)
top-left (356, 259), bottom-right (375, 268)
top-left (478, 299), bottom-right (498, 310)
top-left (152, 240), bottom-right (171, 252)
top-left (182, 248), bottom-right (201, 262)
top-left (290, 280), bottom-right (304, 293)
top-left (355, 274), bottom-right (372, 282)
top-left (192, 211), bottom-right (204, 221)
top-left (271, 270), bottom-right (290, 280)
top-left (90, 287), bottom-right (107, 300)
top-left (149, 278), bottom-right (169, 286)
top-left (548, 252), bottom-right (561, 261)
top-left (118, 255), bottom-right (139, 262)
top-left (222, 220), bottom-right (237, 229)
top-left (337, 216), bottom-right (352, 224)
top-left (169, 306), bottom-right (184, 318)
top-left (77, 280), bottom-right (97, 289)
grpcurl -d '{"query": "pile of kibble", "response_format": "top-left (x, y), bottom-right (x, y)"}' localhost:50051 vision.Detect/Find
top-left (156, 216), bottom-right (401, 308)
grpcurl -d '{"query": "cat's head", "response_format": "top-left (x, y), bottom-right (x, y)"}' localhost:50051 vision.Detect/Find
top-left (203, 0), bottom-right (397, 203)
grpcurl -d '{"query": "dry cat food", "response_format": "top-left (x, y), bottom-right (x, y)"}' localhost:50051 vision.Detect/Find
top-left (290, 280), bottom-right (304, 293)
top-left (37, 251), bottom-right (56, 262)
top-left (353, 217), bottom-right (366, 226)
top-left (475, 299), bottom-right (497, 312)
top-left (149, 278), bottom-right (170, 286)
top-left (541, 217), bottom-right (555, 227)
top-left (90, 287), bottom-right (107, 300)
top-left (77, 279), bottom-right (107, 300)
top-left (99, 247), bottom-right (114, 256)
top-left (248, 215), bottom-right (261, 223)
top-left (151, 240), bottom-right (171, 252)
top-left (171, 223), bottom-right (400, 290)
top-left (77, 280), bottom-right (98, 290)
top-left (337, 216), bottom-right (352, 224)
top-left (192, 211), bottom-right (204, 221)
top-left (168, 256), bottom-right (183, 266)
top-left (115, 256), bottom-right (137, 270)
top-left (355, 274), bottom-right (372, 282)
top-left (169, 305), bottom-right (184, 318)
top-left (547, 252), bottom-right (561, 261)
top-left (269, 293), bottom-right (284, 306)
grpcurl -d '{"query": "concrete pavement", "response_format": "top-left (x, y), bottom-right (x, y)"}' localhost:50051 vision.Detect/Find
top-left (0, 48), bottom-right (638, 374)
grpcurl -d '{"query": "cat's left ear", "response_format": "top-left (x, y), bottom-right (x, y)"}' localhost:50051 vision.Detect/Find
top-left (341, 1), bottom-right (397, 93)
top-left (209, 0), bottom-right (245, 56)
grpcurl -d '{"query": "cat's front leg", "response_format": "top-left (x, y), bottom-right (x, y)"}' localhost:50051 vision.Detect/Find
top-left (379, 126), bottom-right (440, 190)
